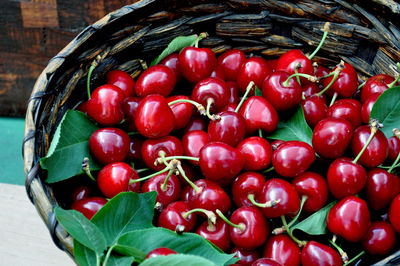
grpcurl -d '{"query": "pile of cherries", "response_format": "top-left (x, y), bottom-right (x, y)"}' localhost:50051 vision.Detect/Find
top-left (69, 32), bottom-right (400, 266)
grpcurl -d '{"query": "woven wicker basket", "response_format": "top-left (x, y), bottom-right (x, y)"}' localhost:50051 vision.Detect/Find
top-left (23, 0), bottom-right (400, 264)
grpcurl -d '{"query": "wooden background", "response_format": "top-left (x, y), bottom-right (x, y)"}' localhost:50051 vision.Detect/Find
top-left (0, 0), bottom-right (139, 117)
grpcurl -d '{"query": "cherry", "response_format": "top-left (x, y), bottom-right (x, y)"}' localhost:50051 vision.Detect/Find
top-left (106, 69), bottom-right (135, 97)
top-left (276, 49), bottom-right (314, 85)
top-left (210, 66), bottom-right (226, 80)
top-left (360, 74), bottom-right (396, 103)
top-left (196, 219), bottom-right (231, 252)
top-left (236, 137), bottom-right (272, 171)
top-left (262, 71), bottom-right (303, 111)
top-left (292, 171), bottom-right (328, 212)
top-left (199, 142), bottom-right (244, 186)
top-left (327, 196), bottom-right (370, 242)
top-left (177, 163), bottom-right (196, 184)
top-left (166, 95), bottom-right (193, 131)
top-left (89, 127), bottom-right (130, 165)
top-left (238, 96), bottom-right (279, 135)
top-left (217, 49), bottom-right (246, 81)
top-left (251, 258), bottom-right (282, 266)
top-left (71, 185), bottom-right (93, 202)
top-left (71, 197), bottom-right (108, 220)
top-left (141, 172), bottom-right (181, 208)
top-left (271, 140), bottom-right (285, 151)
top-left (182, 130), bottom-right (210, 166)
top-left (314, 64), bottom-right (330, 81)
top-left (160, 53), bottom-right (182, 82)
top-left (77, 101), bottom-right (89, 114)
top-left (122, 97), bottom-right (141, 132)
top-left (322, 62), bottom-right (358, 98)
top-left (272, 141), bottom-right (315, 178)
top-left (180, 185), bottom-right (191, 202)
top-left (97, 162), bottom-right (135, 198)
top-left (221, 103), bottom-right (238, 112)
top-left (302, 83), bottom-right (326, 102)
top-left (179, 46), bottom-right (217, 83)
top-left (183, 117), bottom-right (207, 134)
top-left (389, 194), bottom-right (400, 233)
top-left (327, 157), bottom-right (367, 199)
top-left (388, 135), bottom-right (400, 161)
top-left (301, 96), bottom-right (327, 128)
top-left (135, 65), bottom-right (176, 97)
top-left (145, 247), bottom-right (177, 259)
top-left (327, 99), bottom-right (362, 129)
top-left (237, 57), bottom-right (272, 94)
top-left (361, 93), bottom-right (380, 124)
top-left (141, 136), bottom-right (183, 171)
top-left (365, 168), bottom-right (400, 210)
top-left (351, 125), bottom-right (388, 168)
top-left (232, 247), bottom-right (260, 266)
top-left (158, 201), bottom-right (197, 232)
top-left (232, 172), bottom-right (266, 207)
top-left (134, 94), bottom-right (175, 138)
top-left (208, 111), bottom-right (246, 147)
top-left (362, 221), bottom-right (396, 256)
top-left (191, 77), bottom-right (229, 113)
top-left (301, 241), bottom-right (342, 266)
top-left (312, 117), bottom-right (353, 159)
top-left (262, 234), bottom-right (301, 266)
top-left (127, 137), bottom-right (144, 162)
top-left (86, 84), bottom-right (125, 126)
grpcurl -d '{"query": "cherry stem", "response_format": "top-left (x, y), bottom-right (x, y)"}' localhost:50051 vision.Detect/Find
top-left (388, 66), bottom-right (400, 88)
top-left (353, 119), bottom-right (379, 164)
top-left (215, 209), bottom-right (246, 231)
top-left (358, 81), bottom-right (366, 90)
top-left (176, 161), bottom-right (201, 193)
top-left (102, 244), bottom-right (116, 266)
top-left (343, 250), bottom-right (366, 266)
top-left (86, 65), bottom-right (96, 99)
top-left (82, 157), bottom-right (95, 182)
top-left (129, 165), bottom-right (171, 184)
top-left (127, 131), bottom-right (140, 136)
top-left (388, 130), bottom-right (400, 173)
top-left (263, 166), bottom-right (275, 173)
top-left (287, 195), bottom-right (308, 228)
top-left (157, 151), bottom-right (170, 167)
top-left (258, 129), bottom-right (263, 138)
top-left (235, 81), bottom-right (255, 113)
top-left (281, 215), bottom-right (306, 247)
top-left (329, 92), bottom-right (338, 107)
top-left (168, 99), bottom-right (206, 116)
top-left (193, 32), bottom-right (208, 48)
top-left (316, 61), bottom-right (344, 97)
top-left (164, 155), bottom-right (199, 162)
top-left (136, 168), bottom-right (150, 173)
top-left (328, 238), bottom-right (349, 264)
top-left (182, 208), bottom-right (216, 225)
top-left (206, 98), bottom-right (220, 120)
top-left (161, 169), bottom-right (174, 191)
top-left (247, 194), bottom-right (280, 208)
top-left (282, 73), bottom-right (317, 87)
top-left (294, 67), bottom-right (301, 86)
top-left (318, 72), bottom-right (335, 80)
top-left (308, 22), bottom-right (330, 60)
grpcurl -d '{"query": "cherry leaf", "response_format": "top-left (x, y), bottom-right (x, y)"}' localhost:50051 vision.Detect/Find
top-left (139, 254), bottom-right (217, 266)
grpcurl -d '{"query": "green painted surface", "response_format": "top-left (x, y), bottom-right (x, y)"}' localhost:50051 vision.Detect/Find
top-left (0, 117), bottom-right (25, 185)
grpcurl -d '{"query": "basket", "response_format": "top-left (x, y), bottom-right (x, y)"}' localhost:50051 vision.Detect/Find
top-left (23, 0), bottom-right (400, 264)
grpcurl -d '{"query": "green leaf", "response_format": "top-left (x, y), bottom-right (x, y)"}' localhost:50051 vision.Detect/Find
top-left (291, 201), bottom-right (337, 235)
top-left (74, 240), bottom-right (98, 266)
top-left (54, 207), bottom-right (106, 254)
top-left (105, 256), bottom-right (135, 266)
top-left (139, 254), bottom-right (216, 266)
top-left (267, 105), bottom-right (313, 146)
top-left (114, 244), bottom-right (147, 262)
top-left (370, 86), bottom-right (400, 138)
top-left (255, 86), bottom-right (263, 96)
top-left (91, 192), bottom-right (157, 246)
top-left (150, 34), bottom-right (198, 66)
top-left (117, 227), bottom-right (235, 266)
top-left (40, 110), bottom-right (100, 183)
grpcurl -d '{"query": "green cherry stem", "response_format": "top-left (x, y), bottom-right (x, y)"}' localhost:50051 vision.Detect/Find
top-left (281, 215), bottom-right (307, 247)
top-left (282, 73), bottom-right (317, 87)
top-left (258, 129), bottom-right (263, 138)
top-left (102, 244), bottom-right (116, 266)
top-left (168, 99), bottom-right (206, 116)
top-left (329, 92), bottom-right (338, 107)
top-left (136, 168), bottom-right (150, 173)
top-left (343, 251), bottom-right (366, 266)
top-left (263, 166), bottom-right (275, 173)
top-left (82, 157), bottom-right (95, 182)
top-left (129, 165), bottom-right (171, 184)
top-left (287, 195), bottom-right (308, 228)
top-left (353, 119), bottom-right (379, 164)
top-left (127, 131), bottom-right (140, 136)
top-left (161, 169), bottom-right (174, 191)
top-left (316, 61), bottom-right (344, 97)
top-left (86, 65), bottom-right (96, 99)
top-left (182, 208), bottom-right (217, 224)
top-left (206, 98), bottom-right (220, 120)
top-left (308, 22), bottom-right (330, 60)
top-left (176, 161), bottom-right (201, 193)
top-left (388, 129), bottom-right (400, 173)
top-left (164, 155), bottom-right (200, 162)
top-left (294, 67), bottom-right (301, 86)
top-left (357, 81), bottom-right (366, 90)
top-left (235, 81), bottom-right (255, 113)
top-left (247, 194), bottom-right (280, 208)
top-left (328, 237), bottom-right (349, 264)
top-left (215, 209), bottom-right (246, 232)
top-left (193, 32), bottom-right (208, 48)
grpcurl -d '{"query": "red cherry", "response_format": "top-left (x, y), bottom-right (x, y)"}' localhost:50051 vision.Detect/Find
top-left (272, 141), bottom-right (315, 178)
top-left (362, 221), bottom-right (396, 255)
top-left (196, 219), bottom-right (231, 252)
top-left (89, 128), bottom-right (130, 165)
top-left (292, 172), bottom-right (328, 212)
top-left (237, 57), bottom-right (272, 94)
top-left (145, 247), bottom-right (177, 259)
top-left (71, 197), bottom-right (108, 220)
top-left (158, 201), bottom-right (196, 232)
top-left (221, 103), bottom-right (238, 112)
top-left (226, 81), bottom-right (240, 105)
top-left (141, 136), bottom-right (183, 171)
top-left (141, 172), bottom-right (181, 208)
top-left (251, 258), bottom-right (282, 266)
top-left (217, 49), bottom-right (246, 81)
top-left (236, 137), bottom-right (272, 171)
top-left (351, 125), bottom-right (388, 168)
top-left (135, 65), bottom-right (176, 97)
top-left (183, 117), bottom-right (207, 135)
top-left (199, 142), bottom-right (244, 186)
top-left (86, 84), bottom-right (125, 126)
top-left (302, 83), bottom-right (326, 102)
top-left (232, 172), bottom-right (266, 207)
top-left (263, 234), bottom-right (301, 266)
top-left (106, 69), bottom-right (135, 97)
top-left (179, 46), bottom-right (216, 83)
top-left (160, 53), bottom-right (182, 82)
top-left (135, 94), bottom-right (175, 138)
top-left (210, 66), bottom-right (226, 80)
top-left (77, 101), bottom-right (89, 114)
top-left (182, 130), bottom-right (210, 166)
top-left (271, 140), bottom-right (285, 151)
top-left (71, 185), bottom-right (93, 202)
top-left (180, 185), bottom-right (191, 202)
top-left (327, 196), bottom-right (370, 242)
top-left (388, 135), bottom-right (400, 161)
top-left (365, 168), bottom-right (400, 210)
top-left (301, 96), bottom-right (327, 128)
top-left (322, 63), bottom-right (358, 98)
top-left (166, 95), bottom-right (193, 131)
top-left (361, 93), bottom-right (380, 124)
top-left (97, 162), bottom-right (134, 198)
top-left (208, 111), bottom-right (246, 147)
top-left (127, 137), bottom-right (144, 162)
top-left (191, 77), bottom-right (229, 111)
top-left (276, 49), bottom-right (314, 85)
top-left (232, 247), bottom-right (260, 266)
top-left (122, 97), bottom-right (141, 132)
top-left (301, 241), bottom-right (342, 266)
top-left (312, 118), bottom-right (353, 159)
top-left (361, 74), bottom-right (396, 102)
top-left (177, 163), bottom-right (197, 184)
top-left (389, 194), bottom-right (400, 232)
top-left (327, 99), bottom-right (362, 129)
top-left (314, 65), bottom-right (330, 81)
top-left (127, 170), bottom-right (141, 193)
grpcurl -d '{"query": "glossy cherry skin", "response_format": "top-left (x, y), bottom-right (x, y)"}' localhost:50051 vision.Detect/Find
top-left (327, 99), bottom-right (362, 129)
top-left (145, 247), bottom-right (177, 259)
top-left (351, 125), bottom-right (388, 168)
top-left (86, 84), bottom-right (125, 126)
top-left (301, 96), bottom-right (327, 128)
top-left (135, 65), bottom-right (176, 97)
top-left (217, 49), bottom-right (246, 81)
top-left (177, 163), bottom-right (197, 184)
top-left (361, 74), bottom-right (395, 102)
top-left (322, 63), bottom-right (358, 98)
top-left (106, 69), bottom-right (135, 97)
top-left (141, 172), bottom-right (181, 208)
top-left (388, 136), bottom-right (400, 161)
top-left (183, 117), bottom-right (207, 134)
top-left (226, 81), bottom-right (240, 105)
top-left (191, 77), bottom-right (229, 111)
top-left (141, 136), bottom-right (183, 171)
top-left (166, 95), bottom-right (193, 131)
top-left (127, 137), bottom-right (144, 162)
top-left (272, 141), bottom-right (315, 178)
top-left (251, 258), bottom-right (282, 266)
top-left (179, 46), bottom-right (217, 83)
top-left (208, 111), bottom-right (246, 147)
top-left (238, 96), bottom-right (279, 135)
top-left (361, 93), bottom-right (380, 124)
top-left (236, 137), bottom-right (272, 171)
top-left (262, 234), bottom-right (301, 266)
top-left (262, 71), bottom-right (303, 111)
top-left (365, 168), bottom-right (400, 210)
top-left (187, 179), bottom-right (231, 214)
top-left (327, 196), bottom-right (370, 242)
top-left (160, 53), bottom-right (182, 82)
top-left (314, 65), bottom-right (330, 81)
top-left (237, 57), bottom-right (272, 94)
top-left (362, 221), bottom-right (396, 255)
top-left (301, 241), bottom-right (342, 266)
top-left (122, 97), bottom-right (141, 131)
top-left (258, 178), bottom-right (300, 218)
top-left (158, 201), bottom-right (196, 232)
top-left (232, 247), bottom-right (260, 266)
top-left (182, 130), bottom-right (210, 166)
top-left (276, 49), bottom-right (314, 85)
top-left (71, 185), bottom-right (93, 202)
top-left (389, 194), bottom-right (400, 232)
top-left (221, 103), bottom-right (238, 112)
top-left (292, 172), bottom-right (328, 212)
top-left (327, 157), bottom-right (367, 199)
top-left (302, 83), bottom-right (326, 102)
top-left (97, 162), bottom-right (135, 198)
top-left (312, 118), bottom-right (353, 159)
top-left (210, 66), bottom-right (226, 80)
top-left (199, 142), bottom-right (244, 186)
top-left (127, 170), bottom-right (141, 193)
top-left (232, 172), bottom-right (266, 207)
top-left (89, 128), bottom-right (130, 165)
top-left (271, 140), bottom-right (285, 151)
top-left (71, 197), bottom-right (108, 220)
top-left (134, 94), bottom-right (175, 138)
top-left (196, 219), bottom-right (231, 252)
